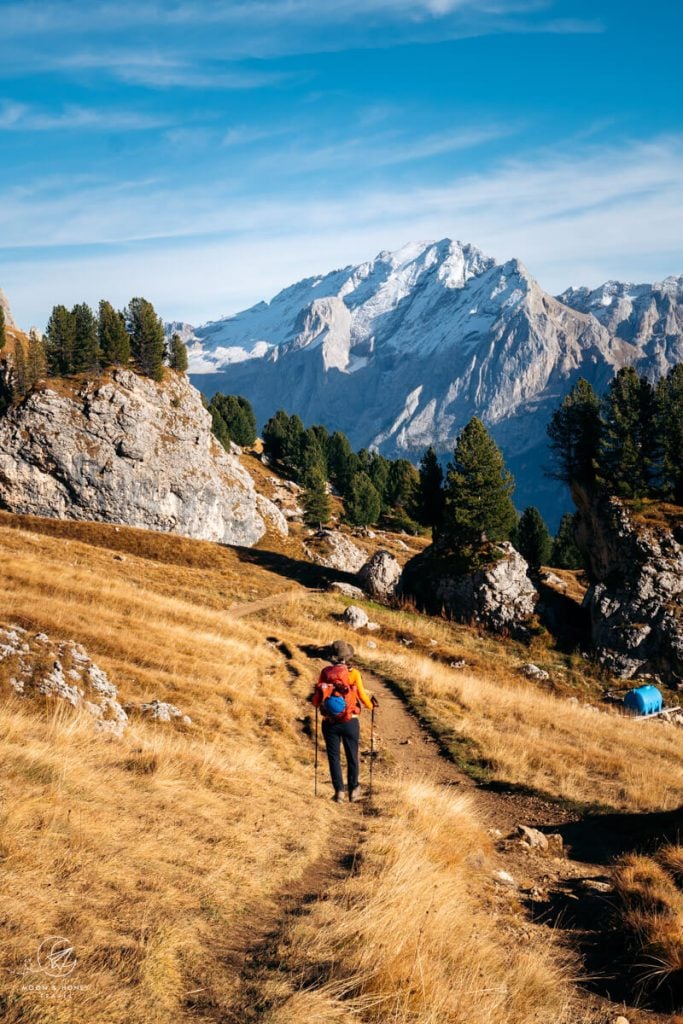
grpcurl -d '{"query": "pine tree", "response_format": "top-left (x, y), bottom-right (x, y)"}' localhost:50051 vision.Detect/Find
top-left (345, 472), bottom-right (381, 526)
top-left (0, 305), bottom-right (5, 350)
top-left (168, 332), bottom-right (189, 373)
top-left (45, 305), bottom-right (77, 376)
top-left (599, 367), bottom-right (657, 498)
top-left (282, 414), bottom-right (306, 478)
top-left (71, 302), bottom-right (100, 373)
top-left (13, 339), bottom-right (27, 397)
top-left (516, 506), bottom-right (552, 571)
top-left (442, 417), bottom-right (517, 558)
top-left (263, 410), bottom-right (292, 462)
top-left (417, 446), bottom-right (445, 529)
top-left (26, 329), bottom-right (47, 387)
top-left (656, 365), bottom-right (683, 504)
top-left (327, 431), bottom-right (357, 495)
top-left (550, 513), bottom-right (583, 570)
top-left (209, 394), bottom-right (257, 448)
top-left (385, 459), bottom-right (419, 513)
top-left (209, 402), bottom-right (231, 450)
top-left (126, 297), bottom-right (165, 380)
top-left (299, 428), bottom-right (328, 488)
top-left (368, 452), bottom-right (390, 507)
top-left (98, 301), bottom-right (131, 366)
top-left (547, 378), bottom-right (601, 489)
top-left (302, 469), bottom-right (332, 527)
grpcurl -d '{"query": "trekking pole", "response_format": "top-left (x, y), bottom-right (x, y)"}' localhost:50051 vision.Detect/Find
top-left (314, 706), bottom-right (319, 797)
top-left (369, 705), bottom-right (375, 798)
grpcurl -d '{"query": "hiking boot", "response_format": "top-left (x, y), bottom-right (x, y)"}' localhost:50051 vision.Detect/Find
top-left (349, 787), bottom-right (361, 802)
top-left (333, 790), bottom-right (346, 803)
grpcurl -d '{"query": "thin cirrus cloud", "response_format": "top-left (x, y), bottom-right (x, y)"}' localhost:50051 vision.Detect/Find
top-left (2, 134), bottom-right (681, 328)
top-left (0, 100), bottom-right (169, 132)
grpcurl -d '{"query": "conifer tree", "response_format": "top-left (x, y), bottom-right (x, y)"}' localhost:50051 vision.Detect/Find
top-left (368, 452), bottom-right (390, 507)
top-left (299, 428), bottom-right (328, 488)
top-left (599, 367), bottom-right (657, 498)
top-left (0, 305), bottom-right (5, 350)
top-left (417, 446), bottom-right (445, 529)
top-left (550, 513), bottom-right (583, 570)
top-left (45, 305), bottom-right (77, 376)
top-left (71, 302), bottom-right (100, 373)
top-left (516, 506), bottom-right (552, 571)
top-left (282, 414), bottom-right (306, 477)
top-left (98, 301), bottom-right (130, 367)
top-left (26, 330), bottom-right (47, 387)
top-left (442, 417), bottom-right (517, 558)
top-left (385, 459), bottom-right (419, 513)
top-left (209, 394), bottom-right (257, 448)
top-left (327, 431), bottom-right (357, 494)
top-left (656, 365), bottom-right (683, 504)
top-left (13, 339), bottom-right (27, 397)
top-left (168, 332), bottom-right (189, 373)
top-left (126, 297), bottom-right (165, 380)
top-left (302, 468), bottom-right (332, 527)
top-left (345, 472), bottom-right (381, 526)
top-left (547, 378), bottom-right (601, 489)
top-left (263, 410), bottom-right (292, 462)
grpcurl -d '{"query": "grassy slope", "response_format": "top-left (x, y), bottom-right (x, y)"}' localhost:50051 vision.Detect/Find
top-left (2, 510), bottom-right (683, 1021)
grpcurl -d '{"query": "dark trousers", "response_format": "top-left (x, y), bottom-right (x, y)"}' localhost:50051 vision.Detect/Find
top-left (322, 716), bottom-right (361, 793)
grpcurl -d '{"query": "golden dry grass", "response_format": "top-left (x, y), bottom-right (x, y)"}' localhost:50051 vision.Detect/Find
top-left (260, 591), bottom-right (683, 812)
top-left (265, 780), bottom-right (575, 1024)
top-left (613, 847), bottom-right (683, 998)
top-left (4, 509), bottom-right (683, 1023)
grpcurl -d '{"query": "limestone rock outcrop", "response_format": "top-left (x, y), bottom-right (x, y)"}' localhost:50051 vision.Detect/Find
top-left (399, 541), bottom-right (537, 634)
top-left (575, 492), bottom-right (683, 681)
top-left (358, 550), bottom-right (401, 601)
top-left (0, 626), bottom-right (128, 736)
top-left (304, 529), bottom-right (366, 574)
top-left (0, 369), bottom-right (284, 547)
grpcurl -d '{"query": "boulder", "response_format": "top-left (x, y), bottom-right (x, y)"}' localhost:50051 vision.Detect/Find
top-left (399, 541), bottom-right (537, 634)
top-left (137, 699), bottom-right (191, 726)
top-left (521, 663), bottom-right (550, 682)
top-left (330, 581), bottom-right (366, 599)
top-left (0, 369), bottom-right (283, 548)
top-left (343, 605), bottom-right (369, 629)
top-left (0, 625), bottom-right (127, 736)
top-left (515, 825), bottom-right (549, 851)
top-left (575, 490), bottom-right (683, 682)
top-left (358, 550), bottom-right (402, 601)
top-left (304, 529), bottom-right (366, 574)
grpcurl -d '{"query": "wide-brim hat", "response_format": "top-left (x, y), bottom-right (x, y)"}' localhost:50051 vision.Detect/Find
top-left (330, 639), bottom-right (355, 662)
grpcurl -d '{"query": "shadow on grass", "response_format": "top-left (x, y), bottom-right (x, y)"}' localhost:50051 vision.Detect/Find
top-left (235, 546), bottom-right (359, 591)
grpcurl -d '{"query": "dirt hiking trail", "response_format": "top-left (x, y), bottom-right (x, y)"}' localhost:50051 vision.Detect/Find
top-left (222, 643), bottom-right (672, 1024)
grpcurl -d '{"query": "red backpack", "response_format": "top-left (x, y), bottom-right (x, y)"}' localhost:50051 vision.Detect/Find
top-left (316, 664), bottom-right (359, 723)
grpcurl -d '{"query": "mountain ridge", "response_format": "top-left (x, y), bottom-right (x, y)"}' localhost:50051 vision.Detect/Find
top-left (168, 240), bottom-right (682, 527)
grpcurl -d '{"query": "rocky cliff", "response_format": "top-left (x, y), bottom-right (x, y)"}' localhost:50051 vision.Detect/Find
top-left (575, 491), bottom-right (683, 682)
top-left (399, 540), bottom-right (537, 634)
top-left (0, 369), bottom-right (284, 547)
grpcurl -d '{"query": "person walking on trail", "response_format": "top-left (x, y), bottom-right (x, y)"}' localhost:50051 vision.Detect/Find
top-left (313, 640), bottom-right (378, 803)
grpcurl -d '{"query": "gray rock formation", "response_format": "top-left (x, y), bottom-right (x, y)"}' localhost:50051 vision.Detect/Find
top-left (575, 492), bottom-right (683, 681)
top-left (304, 529), bottom-right (366, 574)
top-left (343, 605), bottom-right (370, 629)
top-left (0, 288), bottom-right (15, 327)
top-left (399, 541), bottom-right (537, 634)
top-left (358, 549), bottom-right (402, 601)
top-left (0, 369), bottom-right (284, 547)
top-left (137, 699), bottom-right (191, 726)
top-left (0, 626), bottom-right (128, 736)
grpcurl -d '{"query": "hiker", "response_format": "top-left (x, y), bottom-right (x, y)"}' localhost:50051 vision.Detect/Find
top-left (313, 640), bottom-right (378, 802)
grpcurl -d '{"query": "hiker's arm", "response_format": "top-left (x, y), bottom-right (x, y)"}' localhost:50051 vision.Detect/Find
top-left (353, 669), bottom-right (374, 710)
top-left (312, 674), bottom-right (323, 707)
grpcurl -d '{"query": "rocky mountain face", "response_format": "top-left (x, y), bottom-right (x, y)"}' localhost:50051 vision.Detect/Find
top-left (575, 490), bottom-right (683, 683)
top-left (0, 288), bottom-right (15, 327)
top-left (181, 240), bottom-right (682, 527)
top-left (399, 541), bottom-right (538, 635)
top-left (560, 276), bottom-right (683, 378)
top-left (0, 369), bottom-right (284, 547)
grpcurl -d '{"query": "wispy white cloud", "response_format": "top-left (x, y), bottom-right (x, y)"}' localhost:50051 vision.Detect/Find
top-left (2, 135), bottom-right (681, 329)
top-left (0, 100), bottom-right (168, 132)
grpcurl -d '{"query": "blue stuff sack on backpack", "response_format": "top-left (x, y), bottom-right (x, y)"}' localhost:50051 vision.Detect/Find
top-left (323, 694), bottom-right (347, 720)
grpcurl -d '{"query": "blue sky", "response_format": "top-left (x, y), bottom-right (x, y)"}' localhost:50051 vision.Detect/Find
top-left (1, 0), bottom-right (682, 329)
